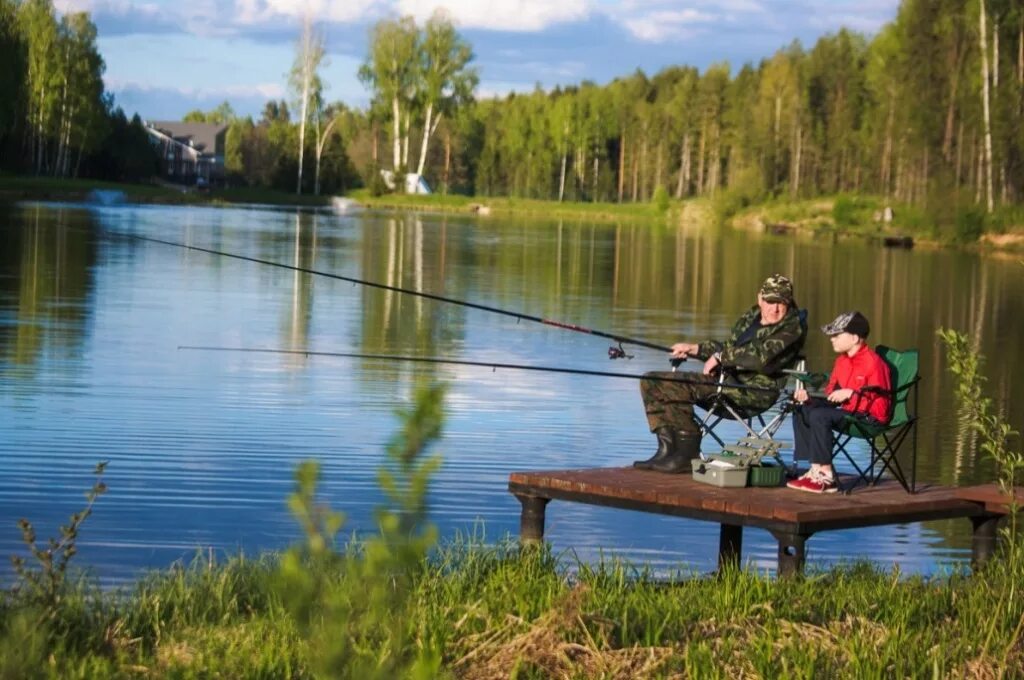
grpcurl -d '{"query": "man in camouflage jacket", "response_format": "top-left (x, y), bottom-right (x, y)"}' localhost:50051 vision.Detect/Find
top-left (634, 274), bottom-right (807, 473)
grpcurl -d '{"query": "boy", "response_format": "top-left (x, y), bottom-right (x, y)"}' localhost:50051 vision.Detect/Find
top-left (787, 311), bottom-right (892, 494)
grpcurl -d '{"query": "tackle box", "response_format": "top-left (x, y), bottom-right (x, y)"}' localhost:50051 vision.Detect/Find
top-left (692, 461), bottom-right (749, 487)
top-left (748, 461), bottom-right (785, 487)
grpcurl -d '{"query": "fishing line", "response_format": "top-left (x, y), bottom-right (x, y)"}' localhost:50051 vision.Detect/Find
top-left (177, 345), bottom-right (788, 394)
top-left (111, 231), bottom-right (672, 359)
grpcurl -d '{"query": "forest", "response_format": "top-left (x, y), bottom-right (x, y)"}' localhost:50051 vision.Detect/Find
top-left (2, 0), bottom-right (1023, 226)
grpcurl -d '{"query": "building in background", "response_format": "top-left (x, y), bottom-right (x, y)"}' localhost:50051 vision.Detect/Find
top-left (144, 122), bottom-right (227, 187)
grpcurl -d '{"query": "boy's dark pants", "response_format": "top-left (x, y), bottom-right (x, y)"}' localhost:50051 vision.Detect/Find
top-left (792, 401), bottom-right (848, 465)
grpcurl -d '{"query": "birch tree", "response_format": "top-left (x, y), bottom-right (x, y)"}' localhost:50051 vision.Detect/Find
top-left (0, 0), bottom-right (25, 148)
top-left (313, 99), bottom-right (344, 195)
top-left (290, 12), bottom-right (326, 195)
top-left (359, 17), bottom-right (419, 175)
top-left (979, 0), bottom-right (995, 212)
top-left (54, 12), bottom-right (104, 178)
top-left (414, 10), bottom-right (476, 178)
top-left (19, 0), bottom-right (58, 174)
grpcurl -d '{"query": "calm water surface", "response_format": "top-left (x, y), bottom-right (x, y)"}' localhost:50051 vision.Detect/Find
top-left (1, 201), bottom-right (1022, 584)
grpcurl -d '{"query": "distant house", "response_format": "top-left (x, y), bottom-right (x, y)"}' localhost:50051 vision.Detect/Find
top-left (144, 121), bottom-right (228, 186)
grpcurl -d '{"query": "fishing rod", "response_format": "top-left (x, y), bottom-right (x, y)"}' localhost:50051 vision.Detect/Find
top-left (114, 231), bottom-right (671, 360)
top-left (177, 345), bottom-right (790, 394)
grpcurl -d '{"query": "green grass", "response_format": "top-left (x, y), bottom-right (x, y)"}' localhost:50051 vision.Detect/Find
top-left (0, 175), bottom-right (191, 203)
top-left (0, 175), bottom-right (336, 208)
top-left (2, 541), bottom-right (1022, 678)
top-left (350, 189), bottom-right (677, 223)
top-left (731, 193), bottom-right (1024, 250)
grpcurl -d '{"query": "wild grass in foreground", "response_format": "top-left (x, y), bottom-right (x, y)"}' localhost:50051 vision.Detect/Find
top-left (2, 541), bottom-right (1023, 678)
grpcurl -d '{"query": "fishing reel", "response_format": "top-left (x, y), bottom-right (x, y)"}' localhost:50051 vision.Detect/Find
top-left (607, 343), bottom-right (633, 360)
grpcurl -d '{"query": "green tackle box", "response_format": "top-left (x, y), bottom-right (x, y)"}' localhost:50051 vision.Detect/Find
top-left (748, 462), bottom-right (785, 487)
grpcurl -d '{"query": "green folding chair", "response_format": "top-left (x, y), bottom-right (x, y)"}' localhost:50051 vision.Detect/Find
top-left (831, 346), bottom-right (920, 493)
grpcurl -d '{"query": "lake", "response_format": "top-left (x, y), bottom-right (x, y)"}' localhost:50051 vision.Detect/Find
top-left (1, 200), bottom-right (1022, 584)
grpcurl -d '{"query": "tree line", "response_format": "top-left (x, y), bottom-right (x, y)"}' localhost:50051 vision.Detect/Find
top-left (2, 0), bottom-right (1022, 221)
top-left (444, 0), bottom-right (1022, 216)
top-left (280, 0), bottom-right (1024, 218)
top-left (0, 0), bottom-right (158, 181)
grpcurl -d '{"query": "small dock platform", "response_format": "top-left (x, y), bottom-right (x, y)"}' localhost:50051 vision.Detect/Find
top-left (508, 468), bottom-right (1009, 576)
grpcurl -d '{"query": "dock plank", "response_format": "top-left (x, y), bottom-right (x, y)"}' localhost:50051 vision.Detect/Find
top-left (954, 484), bottom-right (1023, 514)
top-left (509, 467), bottom-right (983, 533)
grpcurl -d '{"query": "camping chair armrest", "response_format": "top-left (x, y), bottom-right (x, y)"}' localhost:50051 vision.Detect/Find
top-left (782, 369), bottom-right (829, 389)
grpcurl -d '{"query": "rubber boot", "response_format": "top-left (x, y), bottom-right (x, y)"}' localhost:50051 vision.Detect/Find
top-left (633, 427), bottom-right (676, 470)
top-left (650, 432), bottom-right (702, 473)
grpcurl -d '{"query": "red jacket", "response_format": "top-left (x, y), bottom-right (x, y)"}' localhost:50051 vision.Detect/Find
top-left (825, 344), bottom-right (892, 423)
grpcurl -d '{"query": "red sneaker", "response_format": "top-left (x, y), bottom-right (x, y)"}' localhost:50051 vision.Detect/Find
top-left (787, 473), bottom-right (838, 494)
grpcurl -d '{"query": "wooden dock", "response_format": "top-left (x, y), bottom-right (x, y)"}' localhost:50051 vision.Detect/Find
top-left (508, 467), bottom-right (1009, 576)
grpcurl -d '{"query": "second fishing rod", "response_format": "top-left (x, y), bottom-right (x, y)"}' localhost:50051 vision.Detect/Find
top-left (116, 232), bottom-right (673, 359)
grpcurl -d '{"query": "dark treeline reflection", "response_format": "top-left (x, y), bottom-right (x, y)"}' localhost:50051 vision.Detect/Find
top-left (0, 204), bottom-right (97, 372)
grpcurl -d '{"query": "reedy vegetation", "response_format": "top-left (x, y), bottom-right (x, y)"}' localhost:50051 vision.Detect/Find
top-left (3, 354), bottom-right (1024, 677)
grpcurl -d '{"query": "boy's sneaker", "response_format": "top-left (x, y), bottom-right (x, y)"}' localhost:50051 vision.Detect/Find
top-left (786, 472), bottom-right (838, 494)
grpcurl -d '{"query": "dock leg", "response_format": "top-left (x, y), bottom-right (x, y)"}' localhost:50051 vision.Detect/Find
top-left (771, 531), bottom-right (810, 577)
top-left (718, 524), bottom-right (743, 571)
top-left (515, 494), bottom-right (550, 545)
top-left (970, 514), bottom-right (1002, 568)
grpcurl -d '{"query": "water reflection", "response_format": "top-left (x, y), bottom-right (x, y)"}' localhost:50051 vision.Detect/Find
top-left (0, 201), bottom-right (1020, 584)
top-left (0, 204), bottom-right (96, 372)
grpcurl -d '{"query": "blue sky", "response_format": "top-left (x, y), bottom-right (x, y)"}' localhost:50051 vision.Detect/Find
top-left (55, 0), bottom-right (900, 121)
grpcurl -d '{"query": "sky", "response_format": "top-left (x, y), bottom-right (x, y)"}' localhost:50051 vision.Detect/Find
top-left (53, 0), bottom-right (901, 122)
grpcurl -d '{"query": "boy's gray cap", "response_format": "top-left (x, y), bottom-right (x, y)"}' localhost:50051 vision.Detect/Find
top-left (821, 311), bottom-right (870, 338)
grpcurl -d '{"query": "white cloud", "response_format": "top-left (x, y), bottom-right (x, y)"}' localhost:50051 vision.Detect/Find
top-left (622, 8), bottom-right (711, 42)
top-left (396, 0), bottom-right (591, 31)
top-left (106, 77), bottom-right (286, 99)
top-left (231, 0), bottom-right (382, 25)
top-left (55, 0), bottom-right (179, 34)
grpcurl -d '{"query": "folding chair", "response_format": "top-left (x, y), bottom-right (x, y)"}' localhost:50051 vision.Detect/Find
top-left (697, 362), bottom-right (805, 449)
top-left (831, 346), bottom-right (920, 493)
top-left (691, 309), bottom-right (810, 454)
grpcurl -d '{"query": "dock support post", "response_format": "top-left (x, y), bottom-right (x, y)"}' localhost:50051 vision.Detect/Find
top-left (718, 524), bottom-right (743, 571)
top-left (970, 514), bottom-right (1002, 568)
top-left (515, 494), bottom-right (549, 545)
top-left (771, 531), bottom-right (809, 577)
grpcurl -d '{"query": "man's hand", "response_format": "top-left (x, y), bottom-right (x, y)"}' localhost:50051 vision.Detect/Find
top-left (827, 388), bottom-right (854, 403)
top-left (793, 388), bottom-right (809, 404)
top-left (702, 354), bottom-right (720, 376)
top-left (670, 342), bottom-right (698, 359)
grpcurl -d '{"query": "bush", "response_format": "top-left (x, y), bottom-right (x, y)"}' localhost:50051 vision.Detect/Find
top-left (651, 185), bottom-right (669, 212)
top-left (954, 207), bottom-right (986, 244)
top-left (366, 163), bottom-right (390, 197)
top-left (832, 195), bottom-right (859, 227)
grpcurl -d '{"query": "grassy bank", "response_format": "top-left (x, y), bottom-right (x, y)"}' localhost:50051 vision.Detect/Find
top-left (0, 176), bottom-right (333, 208)
top-left (350, 189), bottom-right (677, 223)
top-left (0, 175), bottom-right (192, 204)
top-left (2, 541), bottom-right (1023, 679)
top-left (7, 175), bottom-right (1023, 252)
top-left (727, 194), bottom-right (1024, 251)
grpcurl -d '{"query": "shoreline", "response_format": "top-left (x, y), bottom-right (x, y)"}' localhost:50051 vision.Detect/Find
top-left (3, 176), bottom-right (1022, 253)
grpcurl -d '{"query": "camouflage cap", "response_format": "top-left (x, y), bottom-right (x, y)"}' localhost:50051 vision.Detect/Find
top-left (759, 274), bottom-right (794, 304)
top-left (821, 311), bottom-right (870, 338)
